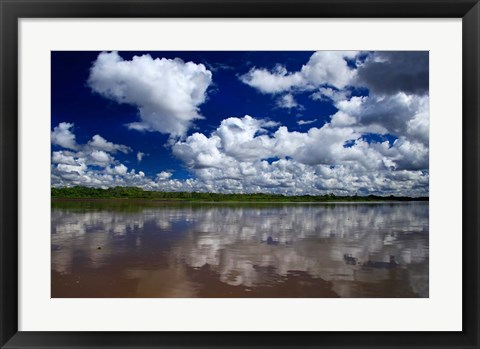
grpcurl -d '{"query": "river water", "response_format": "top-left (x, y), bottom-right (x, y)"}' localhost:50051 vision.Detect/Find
top-left (51, 201), bottom-right (429, 298)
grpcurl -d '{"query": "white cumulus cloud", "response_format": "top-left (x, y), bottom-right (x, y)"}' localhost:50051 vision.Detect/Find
top-left (87, 134), bottom-right (132, 154)
top-left (137, 151), bottom-right (147, 162)
top-left (52, 122), bottom-right (141, 184)
top-left (240, 51), bottom-right (358, 94)
top-left (171, 114), bottom-right (428, 196)
top-left (51, 122), bottom-right (78, 150)
top-left (89, 150), bottom-right (112, 167)
top-left (157, 171), bottom-right (173, 180)
top-left (297, 119), bottom-right (317, 126)
top-left (88, 51), bottom-right (213, 137)
top-left (276, 94), bottom-right (302, 110)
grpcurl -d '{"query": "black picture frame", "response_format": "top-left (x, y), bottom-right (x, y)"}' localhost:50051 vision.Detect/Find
top-left (1, 0), bottom-right (479, 348)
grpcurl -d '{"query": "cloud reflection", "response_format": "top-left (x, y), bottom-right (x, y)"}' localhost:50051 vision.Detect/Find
top-left (52, 202), bottom-right (428, 297)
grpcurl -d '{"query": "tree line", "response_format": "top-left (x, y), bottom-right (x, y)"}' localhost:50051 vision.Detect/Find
top-left (51, 186), bottom-right (428, 202)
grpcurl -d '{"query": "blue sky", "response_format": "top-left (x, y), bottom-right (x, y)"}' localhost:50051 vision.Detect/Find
top-left (51, 51), bottom-right (429, 196)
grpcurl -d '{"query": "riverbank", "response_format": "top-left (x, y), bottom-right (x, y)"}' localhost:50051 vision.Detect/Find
top-left (52, 186), bottom-right (428, 203)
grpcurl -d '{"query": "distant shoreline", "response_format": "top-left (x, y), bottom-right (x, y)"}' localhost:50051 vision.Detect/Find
top-left (51, 186), bottom-right (428, 203)
top-left (51, 197), bottom-right (428, 204)
top-left (51, 186), bottom-right (429, 203)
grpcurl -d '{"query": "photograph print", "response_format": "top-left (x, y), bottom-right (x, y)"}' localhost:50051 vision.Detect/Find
top-left (51, 50), bottom-right (429, 298)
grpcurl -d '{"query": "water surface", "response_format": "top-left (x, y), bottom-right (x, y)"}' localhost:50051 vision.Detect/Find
top-left (51, 201), bottom-right (429, 297)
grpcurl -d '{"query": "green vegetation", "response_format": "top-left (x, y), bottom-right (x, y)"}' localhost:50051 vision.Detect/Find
top-left (51, 186), bottom-right (428, 202)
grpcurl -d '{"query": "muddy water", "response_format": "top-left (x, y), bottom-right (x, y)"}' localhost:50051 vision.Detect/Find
top-left (51, 201), bottom-right (428, 298)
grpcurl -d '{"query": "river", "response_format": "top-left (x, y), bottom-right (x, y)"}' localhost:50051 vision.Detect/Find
top-left (51, 201), bottom-right (429, 298)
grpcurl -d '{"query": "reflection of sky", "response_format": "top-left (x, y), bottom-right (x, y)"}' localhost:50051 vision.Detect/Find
top-left (52, 202), bottom-right (429, 297)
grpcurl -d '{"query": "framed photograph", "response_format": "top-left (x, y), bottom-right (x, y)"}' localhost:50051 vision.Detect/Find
top-left (1, 0), bottom-right (479, 348)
